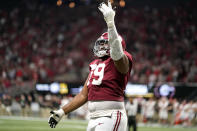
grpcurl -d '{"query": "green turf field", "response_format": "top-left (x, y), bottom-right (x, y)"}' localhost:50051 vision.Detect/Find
top-left (0, 116), bottom-right (196, 131)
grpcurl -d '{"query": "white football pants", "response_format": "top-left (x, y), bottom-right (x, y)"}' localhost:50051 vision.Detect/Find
top-left (87, 110), bottom-right (127, 131)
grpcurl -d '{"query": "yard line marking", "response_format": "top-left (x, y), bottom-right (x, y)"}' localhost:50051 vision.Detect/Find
top-left (0, 116), bottom-right (88, 123)
top-left (0, 125), bottom-right (86, 129)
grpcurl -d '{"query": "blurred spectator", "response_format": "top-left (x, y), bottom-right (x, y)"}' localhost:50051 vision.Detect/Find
top-left (0, 0), bottom-right (197, 94)
top-left (20, 94), bottom-right (27, 116)
top-left (1, 91), bottom-right (197, 126)
top-left (30, 101), bottom-right (40, 117)
top-left (158, 96), bottom-right (169, 124)
top-left (144, 98), bottom-right (156, 123)
top-left (126, 97), bottom-right (138, 131)
top-left (2, 94), bottom-right (12, 115)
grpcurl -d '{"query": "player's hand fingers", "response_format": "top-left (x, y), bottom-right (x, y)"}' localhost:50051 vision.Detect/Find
top-left (100, 2), bottom-right (109, 10)
top-left (98, 6), bottom-right (105, 13)
top-left (50, 123), bottom-right (55, 128)
top-left (48, 117), bottom-right (57, 128)
top-left (98, 2), bottom-right (106, 13)
top-left (102, 2), bottom-right (109, 10)
top-left (52, 123), bottom-right (56, 128)
top-left (108, 0), bottom-right (112, 9)
top-left (49, 120), bottom-right (53, 128)
top-left (49, 123), bottom-right (53, 128)
top-left (50, 111), bottom-right (54, 114)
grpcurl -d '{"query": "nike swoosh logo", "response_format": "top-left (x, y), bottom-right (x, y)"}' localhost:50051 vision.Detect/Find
top-left (98, 122), bottom-right (104, 125)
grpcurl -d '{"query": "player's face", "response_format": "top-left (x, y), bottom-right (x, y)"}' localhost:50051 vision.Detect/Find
top-left (94, 39), bottom-right (110, 57)
top-left (97, 40), bottom-right (109, 51)
top-left (129, 97), bottom-right (133, 103)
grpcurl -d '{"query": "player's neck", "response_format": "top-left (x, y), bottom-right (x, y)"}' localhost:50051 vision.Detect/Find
top-left (99, 55), bottom-right (109, 61)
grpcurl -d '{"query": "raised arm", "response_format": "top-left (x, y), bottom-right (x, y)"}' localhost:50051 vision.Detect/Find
top-left (98, 0), bottom-right (129, 74)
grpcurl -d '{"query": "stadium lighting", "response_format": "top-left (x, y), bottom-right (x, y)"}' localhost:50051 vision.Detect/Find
top-left (110, 0), bottom-right (114, 4)
top-left (69, 2), bottom-right (75, 8)
top-left (57, 0), bottom-right (62, 6)
top-left (119, 0), bottom-right (125, 7)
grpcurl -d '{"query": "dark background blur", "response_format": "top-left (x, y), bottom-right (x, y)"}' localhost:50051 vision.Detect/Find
top-left (0, 0), bottom-right (197, 123)
top-left (1, 0), bottom-right (197, 97)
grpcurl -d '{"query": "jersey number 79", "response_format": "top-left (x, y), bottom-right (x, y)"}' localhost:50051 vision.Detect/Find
top-left (87, 63), bottom-right (106, 86)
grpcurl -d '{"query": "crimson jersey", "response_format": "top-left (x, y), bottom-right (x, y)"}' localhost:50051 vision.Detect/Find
top-left (87, 51), bottom-right (133, 101)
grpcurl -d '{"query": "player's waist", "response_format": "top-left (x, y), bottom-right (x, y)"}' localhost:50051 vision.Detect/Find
top-left (88, 101), bottom-right (125, 113)
top-left (89, 109), bottom-right (126, 119)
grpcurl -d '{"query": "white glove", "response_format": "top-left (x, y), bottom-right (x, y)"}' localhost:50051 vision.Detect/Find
top-left (48, 109), bottom-right (65, 128)
top-left (98, 0), bottom-right (115, 28)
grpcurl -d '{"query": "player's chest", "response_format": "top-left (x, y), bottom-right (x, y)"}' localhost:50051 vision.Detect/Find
top-left (87, 60), bottom-right (115, 86)
top-left (90, 59), bottom-right (113, 72)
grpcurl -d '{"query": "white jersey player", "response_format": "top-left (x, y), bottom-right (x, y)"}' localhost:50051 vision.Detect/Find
top-left (158, 97), bottom-right (169, 124)
top-left (145, 98), bottom-right (156, 122)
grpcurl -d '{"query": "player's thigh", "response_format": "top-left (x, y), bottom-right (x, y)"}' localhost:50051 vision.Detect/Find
top-left (112, 111), bottom-right (127, 131)
top-left (87, 111), bottom-right (127, 131)
top-left (95, 116), bottom-right (127, 131)
top-left (87, 117), bottom-right (112, 131)
top-left (96, 117), bottom-right (114, 131)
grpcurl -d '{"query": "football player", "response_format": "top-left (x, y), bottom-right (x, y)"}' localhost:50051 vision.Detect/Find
top-left (48, 1), bottom-right (133, 131)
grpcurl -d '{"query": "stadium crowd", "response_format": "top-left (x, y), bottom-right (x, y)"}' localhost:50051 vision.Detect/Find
top-left (0, 0), bottom-right (197, 127)
top-left (0, 0), bottom-right (197, 92)
top-left (0, 93), bottom-right (197, 126)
